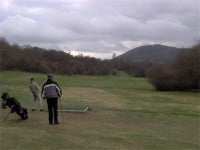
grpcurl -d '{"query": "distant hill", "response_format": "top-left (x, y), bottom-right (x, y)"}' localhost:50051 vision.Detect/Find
top-left (115, 44), bottom-right (182, 63)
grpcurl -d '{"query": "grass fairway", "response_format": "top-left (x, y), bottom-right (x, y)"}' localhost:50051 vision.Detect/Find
top-left (0, 71), bottom-right (199, 149)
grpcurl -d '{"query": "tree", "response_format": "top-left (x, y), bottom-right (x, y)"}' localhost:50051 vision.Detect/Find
top-left (112, 52), bottom-right (116, 59)
top-left (147, 44), bottom-right (200, 91)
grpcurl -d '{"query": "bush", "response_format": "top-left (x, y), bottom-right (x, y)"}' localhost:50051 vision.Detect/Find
top-left (112, 59), bottom-right (154, 77)
top-left (147, 44), bottom-right (200, 91)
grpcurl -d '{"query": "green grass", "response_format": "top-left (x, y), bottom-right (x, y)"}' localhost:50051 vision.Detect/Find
top-left (0, 71), bottom-right (199, 150)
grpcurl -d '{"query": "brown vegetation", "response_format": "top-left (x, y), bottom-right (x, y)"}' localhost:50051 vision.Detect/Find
top-left (1, 37), bottom-right (199, 91)
top-left (0, 37), bottom-right (112, 75)
top-left (147, 44), bottom-right (200, 91)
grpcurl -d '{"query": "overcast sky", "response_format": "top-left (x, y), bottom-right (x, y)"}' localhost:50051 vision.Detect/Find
top-left (0, 0), bottom-right (199, 59)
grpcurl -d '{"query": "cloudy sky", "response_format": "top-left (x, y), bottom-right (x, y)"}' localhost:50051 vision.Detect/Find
top-left (0, 0), bottom-right (199, 59)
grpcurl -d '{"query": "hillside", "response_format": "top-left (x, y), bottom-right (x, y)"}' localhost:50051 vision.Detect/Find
top-left (116, 44), bottom-right (182, 62)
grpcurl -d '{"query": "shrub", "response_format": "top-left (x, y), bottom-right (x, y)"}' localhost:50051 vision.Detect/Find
top-left (147, 44), bottom-right (200, 91)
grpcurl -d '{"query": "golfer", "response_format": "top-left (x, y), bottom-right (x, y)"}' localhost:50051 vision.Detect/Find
top-left (29, 78), bottom-right (43, 111)
top-left (41, 74), bottom-right (62, 125)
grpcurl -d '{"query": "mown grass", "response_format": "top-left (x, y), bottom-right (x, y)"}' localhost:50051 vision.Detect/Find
top-left (0, 71), bottom-right (199, 150)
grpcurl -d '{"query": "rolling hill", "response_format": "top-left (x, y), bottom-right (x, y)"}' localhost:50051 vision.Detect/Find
top-left (116, 44), bottom-right (182, 62)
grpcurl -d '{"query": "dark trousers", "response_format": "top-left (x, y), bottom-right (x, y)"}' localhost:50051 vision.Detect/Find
top-left (47, 98), bottom-right (58, 123)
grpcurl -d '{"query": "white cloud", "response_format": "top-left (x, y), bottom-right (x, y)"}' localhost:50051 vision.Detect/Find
top-left (0, 15), bottom-right (36, 39)
top-left (121, 40), bottom-right (155, 49)
top-left (0, 0), bottom-right (10, 9)
top-left (0, 0), bottom-right (199, 59)
top-left (64, 49), bottom-right (123, 59)
top-left (100, 40), bottom-right (116, 48)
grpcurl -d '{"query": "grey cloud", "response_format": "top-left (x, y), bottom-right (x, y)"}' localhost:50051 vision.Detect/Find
top-left (0, 0), bottom-right (199, 58)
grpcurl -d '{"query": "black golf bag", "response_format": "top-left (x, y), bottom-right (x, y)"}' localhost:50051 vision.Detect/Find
top-left (2, 98), bottom-right (7, 109)
top-left (1, 92), bottom-right (28, 120)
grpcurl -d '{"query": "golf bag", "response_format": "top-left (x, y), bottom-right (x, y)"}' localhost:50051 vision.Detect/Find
top-left (1, 92), bottom-right (28, 120)
top-left (2, 98), bottom-right (7, 109)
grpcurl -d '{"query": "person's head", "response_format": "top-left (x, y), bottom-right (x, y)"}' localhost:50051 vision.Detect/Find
top-left (1, 92), bottom-right (10, 100)
top-left (47, 74), bottom-right (53, 80)
top-left (30, 78), bottom-right (34, 82)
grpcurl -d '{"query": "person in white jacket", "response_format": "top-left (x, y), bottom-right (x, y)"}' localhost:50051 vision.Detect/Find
top-left (41, 74), bottom-right (62, 125)
top-left (29, 78), bottom-right (43, 111)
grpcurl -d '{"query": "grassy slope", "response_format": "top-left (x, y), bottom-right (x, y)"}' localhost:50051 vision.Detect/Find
top-left (0, 71), bottom-right (199, 150)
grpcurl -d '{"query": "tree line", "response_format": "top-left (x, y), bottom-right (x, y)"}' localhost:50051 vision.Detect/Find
top-left (0, 37), bottom-right (112, 75)
top-left (147, 44), bottom-right (200, 91)
top-left (0, 37), bottom-right (153, 77)
top-left (0, 37), bottom-right (199, 91)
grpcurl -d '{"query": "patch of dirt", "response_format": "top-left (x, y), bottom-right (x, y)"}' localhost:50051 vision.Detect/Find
top-left (62, 87), bottom-right (127, 109)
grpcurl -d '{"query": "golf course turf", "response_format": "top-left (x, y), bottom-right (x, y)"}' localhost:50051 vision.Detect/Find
top-left (0, 71), bottom-right (199, 149)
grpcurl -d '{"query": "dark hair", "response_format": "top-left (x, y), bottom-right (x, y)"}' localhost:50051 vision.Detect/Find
top-left (30, 78), bottom-right (34, 81)
top-left (47, 74), bottom-right (53, 79)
